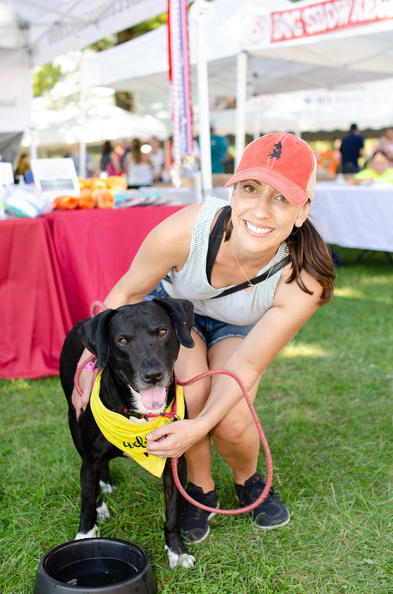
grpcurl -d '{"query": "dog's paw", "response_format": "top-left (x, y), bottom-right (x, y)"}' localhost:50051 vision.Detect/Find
top-left (96, 500), bottom-right (110, 521)
top-left (164, 545), bottom-right (196, 569)
top-left (75, 525), bottom-right (97, 540)
top-left (100, 480), bottom-right (116, 494)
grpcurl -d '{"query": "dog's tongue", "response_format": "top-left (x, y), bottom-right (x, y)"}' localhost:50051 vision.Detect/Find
top-left (140, 387), bottom-right (166, 410)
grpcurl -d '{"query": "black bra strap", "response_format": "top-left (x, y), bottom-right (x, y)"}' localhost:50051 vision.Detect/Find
top-left (206, 205), bottom-right (231, 284)
top-left (211, 255), bottom-right (291, 299)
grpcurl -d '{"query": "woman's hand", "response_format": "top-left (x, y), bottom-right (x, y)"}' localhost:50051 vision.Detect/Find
top-left (71, 368), bottom-right (94, 420)
top-left (146, 418), bottom-right (207, 459)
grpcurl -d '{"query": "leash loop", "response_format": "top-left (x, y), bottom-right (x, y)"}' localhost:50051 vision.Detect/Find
top-left (73, 355), bottom-right (98, 398)
top-left (172, 369), bottom-right (273, 515)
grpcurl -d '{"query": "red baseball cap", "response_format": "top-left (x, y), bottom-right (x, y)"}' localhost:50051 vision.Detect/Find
top-left (225, 133), bottom-right (316, 206)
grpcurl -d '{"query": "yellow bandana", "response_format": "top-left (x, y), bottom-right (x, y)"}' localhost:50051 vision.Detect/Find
top-left (90, 371), bottom-right (185, 478)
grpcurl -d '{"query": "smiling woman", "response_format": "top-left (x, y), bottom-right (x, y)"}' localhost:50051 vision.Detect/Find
top-left (74, 132), bottom-right (336, 545)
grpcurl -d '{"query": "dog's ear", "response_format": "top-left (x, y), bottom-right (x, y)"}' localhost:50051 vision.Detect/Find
top-left (78, 309), bottom-right (116, 369)
top-left (153, 297), bottom-right (195, 349)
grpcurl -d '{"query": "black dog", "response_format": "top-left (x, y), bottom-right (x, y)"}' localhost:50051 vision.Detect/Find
top-left (60, 297), bottom-right (196, 569)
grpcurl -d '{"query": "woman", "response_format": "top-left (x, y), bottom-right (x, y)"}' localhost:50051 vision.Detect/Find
top-left (100, 141), bottom-right (121, 176)
top-left (149, 136), bottom-right (165, 183)
top-left (351, 150), bottom-right (393, 184)
top-left (124, 138), bottom-right (154, 188)
top-left (75, 133), bottom-right (335, 543)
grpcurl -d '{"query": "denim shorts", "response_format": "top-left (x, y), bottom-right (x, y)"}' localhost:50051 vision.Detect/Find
top-left (144, 282), bottom-right (254, 349)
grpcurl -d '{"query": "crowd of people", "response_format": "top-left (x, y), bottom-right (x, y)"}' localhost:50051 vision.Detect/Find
top-left (13, 123), bottom-right (393, 188)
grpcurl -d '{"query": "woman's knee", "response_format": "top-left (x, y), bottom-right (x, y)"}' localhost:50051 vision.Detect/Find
top-left (212, 409), bottom-right (254, 444)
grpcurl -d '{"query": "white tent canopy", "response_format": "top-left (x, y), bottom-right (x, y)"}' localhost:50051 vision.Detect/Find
top-left (23, 93), bottom-right (169, 149)
top-left (210, 77), bottom-right (393, 137)
top-left (0, 0), bottom-right (166, 67)
top-left (83, 0), bottom-right (393, 96)
top-left (0, 0), bottom-right (166, 163)
top-left (83, 0), bottom-right (393, 181)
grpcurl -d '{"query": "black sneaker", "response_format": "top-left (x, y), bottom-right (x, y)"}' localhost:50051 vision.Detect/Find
top-left (235, 472), bottom-right (290, 529)
top-left (181, 482), bottom-right (219, 544)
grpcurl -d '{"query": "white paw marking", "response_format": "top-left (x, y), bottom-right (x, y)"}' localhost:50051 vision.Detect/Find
top-left (164, 545), bottom-right (196, 569)
top-left (96, 500), bottom-right (110, 521)
top-left (100, 480), bottom-right (116, 494)
top-left (75, 525), bottom-right (97, 540)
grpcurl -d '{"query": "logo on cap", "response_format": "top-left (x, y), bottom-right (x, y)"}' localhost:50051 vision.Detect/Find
top-left (268, 141), bottom-right (282, 160)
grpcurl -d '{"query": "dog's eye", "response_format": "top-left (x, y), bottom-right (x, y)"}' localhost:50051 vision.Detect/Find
top-left (158, 328), bottom-right (167, 338)
top-left (118, 337), bottom-right (128, 345)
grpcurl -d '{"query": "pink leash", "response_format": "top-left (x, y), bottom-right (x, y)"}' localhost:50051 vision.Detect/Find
top-left (173, 370), bottom-right (273, 515)
top-left (75, 300), bottom-right (273, 515)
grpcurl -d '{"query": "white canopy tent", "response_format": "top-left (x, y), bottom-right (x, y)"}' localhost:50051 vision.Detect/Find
top-left (82, 0), bottom-right (393, 187)
top-left (210, 77), bottom-right (393, 137)
top-left (23, 93), bottom-right (169, 149)
top-left (0, 0), bottom-right (166, 164)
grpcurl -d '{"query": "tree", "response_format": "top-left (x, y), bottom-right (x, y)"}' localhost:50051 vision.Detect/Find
top-left (32, 63), bottom-right (62, 97)
top-left (32, 15), bottom-right (166, 99)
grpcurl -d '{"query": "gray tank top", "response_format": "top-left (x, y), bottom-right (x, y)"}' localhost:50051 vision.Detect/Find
top-left (161, 197), bottom-right (289, 325)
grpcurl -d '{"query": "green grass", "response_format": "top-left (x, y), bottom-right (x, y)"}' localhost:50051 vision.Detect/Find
top-left (1, 247), bottom-right (392, 593)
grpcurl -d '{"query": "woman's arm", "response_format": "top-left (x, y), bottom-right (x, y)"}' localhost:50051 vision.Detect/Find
top-left (103, 203), bottom-right (200, 308)
top-left (72, 204), bottom-right (201, 417)
top-left (110, 151), bottom-right (121, 173)
top-left (146, 268), bottom-right (323, 458)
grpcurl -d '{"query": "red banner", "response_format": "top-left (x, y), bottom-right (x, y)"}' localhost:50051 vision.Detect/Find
top-left (249, 0), bottom-right (393, 45)
top-left (167, 0), bottom-right (193, 171)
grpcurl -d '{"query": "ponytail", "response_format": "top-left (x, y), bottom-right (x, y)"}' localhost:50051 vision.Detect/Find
top-left (285, 218), bottom-right (335, 305)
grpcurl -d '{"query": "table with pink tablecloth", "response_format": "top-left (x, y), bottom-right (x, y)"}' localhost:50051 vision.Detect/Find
top-left (0, 206), bottom-right (183, 379)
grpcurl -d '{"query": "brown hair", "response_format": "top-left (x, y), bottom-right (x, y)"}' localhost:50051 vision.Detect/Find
top-left (131, 138), bottom-right (142, 164)
top-left (224, 211), bottom-right (335, 306)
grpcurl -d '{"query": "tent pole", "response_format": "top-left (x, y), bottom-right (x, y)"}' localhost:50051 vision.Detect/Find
top-left (191, 0), bottom-right (212, 199)
top-left (79, 57), bottom-right (87, 178)
top-left (27, 51), bottom-right (37, 162)
top-left (235, 50), bottom-right (247, 167)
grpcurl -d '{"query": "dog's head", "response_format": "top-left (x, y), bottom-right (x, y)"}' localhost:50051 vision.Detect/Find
top-left (78, 298), bottom-right (194, 416)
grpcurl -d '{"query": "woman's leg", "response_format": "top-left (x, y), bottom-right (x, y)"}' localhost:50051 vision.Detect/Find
top-left (174, 331), bottom-right (215, 493)
top-left (208, 337), bottom-right (290, 529)
top-left (208, 337), bottom-right (261, 485)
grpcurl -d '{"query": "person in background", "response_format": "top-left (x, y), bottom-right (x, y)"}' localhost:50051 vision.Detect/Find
top-left (339, 123), bottom-right (364, 176)
top-left (119, 139), bottom-right (132, 171)
top-left (124, 138), bottom-right (154, 188)
top-left (73, 133), bottom-right (335, 544)
top-left (375, 127), bottom-right (393, 164)
top-left (210, 125), bottom-right (230, 174)
top-left (100, 141), bottom-right (121, 176)
top-left (14, 153), bottom-right (30, 182)
top-left (149, 136), bottom-right (165, 183)
top-left (350, 150), bottom-right (393, 184)
top-left (70, 144), bottom-right (95, 178)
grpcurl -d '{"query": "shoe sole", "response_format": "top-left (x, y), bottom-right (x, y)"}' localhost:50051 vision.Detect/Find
top-left (253, 512), bottom-right (291, 530)
top-left (184, 504), bottom-right (220, 545)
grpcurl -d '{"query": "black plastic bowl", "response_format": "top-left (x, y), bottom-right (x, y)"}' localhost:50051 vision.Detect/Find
top-left (33, 538), bottom-right (157, 593)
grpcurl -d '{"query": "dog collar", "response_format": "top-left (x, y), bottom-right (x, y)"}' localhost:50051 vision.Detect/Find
top-left (90, 371), bottom-right (185, 478)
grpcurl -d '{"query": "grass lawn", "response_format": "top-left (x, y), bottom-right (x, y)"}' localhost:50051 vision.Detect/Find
top-left (1, 247), bottom-right (392, 593)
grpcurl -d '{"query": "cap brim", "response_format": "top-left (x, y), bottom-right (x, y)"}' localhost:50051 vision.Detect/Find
top-left (225, 168), bottom-right (311, 206)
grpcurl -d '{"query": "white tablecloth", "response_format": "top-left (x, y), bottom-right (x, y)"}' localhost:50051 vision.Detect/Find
top-left (311, 182), bottom-right (393, 252)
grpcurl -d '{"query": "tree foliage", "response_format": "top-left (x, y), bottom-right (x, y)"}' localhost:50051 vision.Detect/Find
top-left (33, 14), bottom-right (166, 98)
top-left (32, 62), bottom-right (62, 97)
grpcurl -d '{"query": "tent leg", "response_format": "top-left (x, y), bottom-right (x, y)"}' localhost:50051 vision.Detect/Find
top-left (235, 51), bottom-right (247, 167)
top-left (192, 1), bottom-right (212, 199)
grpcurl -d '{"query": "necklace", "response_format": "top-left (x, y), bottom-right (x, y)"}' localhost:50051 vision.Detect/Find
top-left (230, 243), bottom-right (254, 287)
top-left (229, 242), bottom-right (277, 288)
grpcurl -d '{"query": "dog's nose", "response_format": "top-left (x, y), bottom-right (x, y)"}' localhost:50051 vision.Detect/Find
top-left (142, 368), bottom-right (164, 385)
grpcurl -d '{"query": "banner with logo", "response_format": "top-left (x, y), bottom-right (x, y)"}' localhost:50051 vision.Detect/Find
top-left (30, 0), bottom-right (166, 67)
top-left (247, 0), bottom-right (393, 46)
